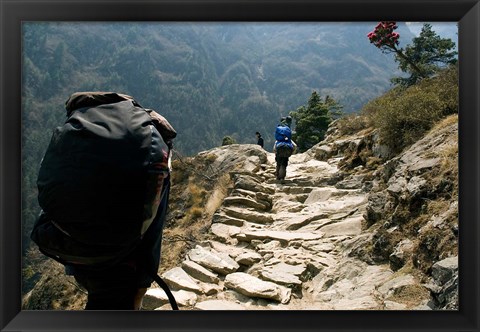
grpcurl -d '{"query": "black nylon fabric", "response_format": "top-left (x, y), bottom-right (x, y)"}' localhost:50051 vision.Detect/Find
top-left (276, 144), bottom-right (293, 158)
top-left (36, 99), bottom-right (167, 249)
top-left (64, 91), bottom-right (135, 116)
top-left (31, 93), bottom-right (178, 309)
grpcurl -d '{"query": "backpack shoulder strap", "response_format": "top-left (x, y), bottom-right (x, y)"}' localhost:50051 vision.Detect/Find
top-left (147, 270), bottom-right (179, 310)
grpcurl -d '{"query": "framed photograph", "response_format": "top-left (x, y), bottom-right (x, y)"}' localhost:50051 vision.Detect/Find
top-left (1, 0), bottom-right (479, 331)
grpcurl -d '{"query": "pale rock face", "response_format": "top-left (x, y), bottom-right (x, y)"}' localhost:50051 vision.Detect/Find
top-left (24, 117), bottom-right (457, 311)
top-left (162, 267), bottom-right (203, 294)
top-left (224, 272), bottom-right (292, 304)
top-left (187, 245), bottom-right (240, 275)
top-left (181, 260), bottom-right (220, 284)
top-left (194, 300), bottom-right (247, 310)
top-left (156, 122), bottom-right (456, 310)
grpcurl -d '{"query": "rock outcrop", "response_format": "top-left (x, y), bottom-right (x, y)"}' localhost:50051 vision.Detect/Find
top-left (23, 117), bottom-right (458, 311)
top-left (144, 118), bottom-right (458, 310)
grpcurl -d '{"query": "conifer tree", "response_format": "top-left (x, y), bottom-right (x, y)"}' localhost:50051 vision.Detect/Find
top-left (368, 22), bottom-right (457, 86)
top-left (290, 91), bottom-right (342, 152)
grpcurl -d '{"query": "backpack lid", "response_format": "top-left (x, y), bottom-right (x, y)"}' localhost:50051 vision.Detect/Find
top-left (65, 92), bottom-right (135, 116)
top-left (146, 109), bottom-right (177, 141)
top-left (275, 125), bottom-right (292, 141)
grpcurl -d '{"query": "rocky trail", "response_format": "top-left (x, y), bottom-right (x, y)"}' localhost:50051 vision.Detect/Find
top-left (143, 151), bottom-right (431, 311)
top-left (21, 117), bottom-right (458, 311)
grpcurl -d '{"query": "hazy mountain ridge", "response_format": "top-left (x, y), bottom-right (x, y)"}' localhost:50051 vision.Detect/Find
top-left (21, 22), bottom-right (458, 245)
top-left (23, 22), bottom-right (417, 156)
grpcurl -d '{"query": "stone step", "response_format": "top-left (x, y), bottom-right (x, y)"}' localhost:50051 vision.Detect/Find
top-left (210, 223), bottom-right (241, 244)
top-left (223, 196), bottom-right (270, 211)
top-left (224, 272), bottom-right (292, 304)
top-left (259, 262), bottom-right (307, 287)
top-left (212, 212), bottom-right (245, 227)
top-left (187, 245), bottom-right (240, 275)
top-left (316, 216), bottom-right (363, 237)
top-left (194, 299), bottom-right (247, 310)
top-left (181, 260), bottom-right (220, 284)
top-left (232, 174), bottom-right (275, 195)
top-left (162, 267), bottom-right (203, 294)
top-left (236, 229), bottom-right (324, 244)
top-left (222, 206), bottom-right (274, 225)
top-left (143, 288), bottom-right (198, 309)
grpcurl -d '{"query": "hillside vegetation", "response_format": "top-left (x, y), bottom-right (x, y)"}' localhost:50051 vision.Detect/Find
top-left (23, 65), bottom-right (458, 310)
top-left (161, 65), bottom-right (458, 274)
top-left (22, 22), bottom-right (411, 255)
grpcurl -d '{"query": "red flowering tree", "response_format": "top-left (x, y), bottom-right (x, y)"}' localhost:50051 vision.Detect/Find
top-left (368, 21), bottom-right (427, 84)
top-left (367, 21), bottom-right (400, 49)
top-left (368, 22), bottom-right (457, 86)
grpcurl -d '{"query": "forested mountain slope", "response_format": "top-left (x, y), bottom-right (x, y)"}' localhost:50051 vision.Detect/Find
top-left (21, 23), bottom-right (458, 303)
top-left (23, 22), bottom-right (412, 156)
top-left (22, 22), bottom-right (411, 252)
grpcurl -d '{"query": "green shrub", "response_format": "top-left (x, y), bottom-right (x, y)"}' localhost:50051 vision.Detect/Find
top-left (362, 65), bottom-right (458, 153)
top-left (335, 113), bottom-right (370, 136)
top-left (222, 136), bottom-right (236, 146)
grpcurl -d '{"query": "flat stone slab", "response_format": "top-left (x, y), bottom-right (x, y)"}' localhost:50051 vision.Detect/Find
top-left (236, 251), bottom-right (262, 266)
top-left (207, 241), bottom-right (248, 259)
top-left (234, 176), bottom-right (275, 195)
top-left (378, 274), bottom-right (416, 296)
top-left (236, 229), bottom-right (324, 244)
top-left (333, 295), bottom-right (380, 310)
top-left (223, 206), bottom-right (274, 224)
top-left (260, 262), bottom-right (306, 286)
top-left (304, 187), bottom-right (337, 204)
top-left (223, 196), bottom-right (269, 211)
top-left (280, 213), bottom-right (326, 231)
top-left (210, 223), bottom-right (241, 243)
top-left (353, 265), bottom-right (393, 289)
top-left (171, 290), bottom-right (198, 307)
top-left (302, 241), bottom-right (335, 253)
top-left (317, 216), bottom-right (363, 237)
top-left (198, 281), bottom-right (223, 296)
top-left (181, 260), bottom-right (220, 284)
top-left (187, 245), bottom-right (240, 275)
top-left (143, 288), bottom-right (169, 309)
top-left (162, 267), bottom-right (202, 294)
top-left (407, 157), bottom-right (441, 172)
top-left (212, 213), bottom-right (245, 227)
top-left (144, 288), bottom-right (198, 308)
top-left (301, 195), bottom-right (367, 214)
top-left (194, 300), bottom-right (247, 310)
top-left (224, 272), bottom-right (292, 304)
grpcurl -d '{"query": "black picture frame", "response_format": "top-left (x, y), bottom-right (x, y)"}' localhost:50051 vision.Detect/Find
top-left (1, 0), bottom-right (479, 331)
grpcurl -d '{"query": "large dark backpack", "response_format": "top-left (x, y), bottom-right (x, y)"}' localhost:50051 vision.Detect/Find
top-left (275, 125), bottom-right (292, 142)
top-left (30, 92), bottom-right (179, 308)
top-left (275, 141), bottom-right (294, 158)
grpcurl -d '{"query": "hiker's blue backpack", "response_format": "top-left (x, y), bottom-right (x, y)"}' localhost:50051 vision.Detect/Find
top-left (275, 125), bottom-right (292, 142)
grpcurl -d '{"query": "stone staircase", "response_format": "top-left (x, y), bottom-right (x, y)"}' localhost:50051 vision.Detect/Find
top-left (143, 152), bottom-right (430, 310)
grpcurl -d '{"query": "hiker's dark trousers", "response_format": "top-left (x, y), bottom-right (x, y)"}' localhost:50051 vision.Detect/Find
top-left (73, 263), bottom-right (142, 310)
top-left (275, 156), bottom-right (289, 177)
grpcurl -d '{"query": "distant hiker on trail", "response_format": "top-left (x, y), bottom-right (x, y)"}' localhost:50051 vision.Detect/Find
top-left (278, 116), bottom-right (292, 128)
top-left (285, 115), bottom-right (292, 128)
top-left (255, 132), bottom-right (264, 148)
top-left (274, 121), bottom-right (296, 181)
top-left (31, 92), bottom-right (178, 310)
